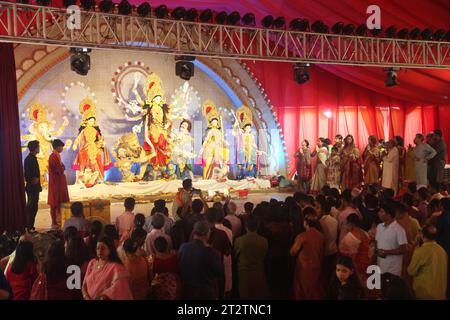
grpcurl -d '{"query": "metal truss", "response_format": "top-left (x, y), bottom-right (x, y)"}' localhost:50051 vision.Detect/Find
top-left (0, 1), bottom-right (449, 69)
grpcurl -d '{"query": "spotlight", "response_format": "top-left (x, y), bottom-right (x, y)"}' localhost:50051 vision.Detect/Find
top-left (227, 11), bottom-right (241, 25)
top-left (215, 11), bottom-right (227, 24)
top-left (137, 3), bottom-right (151, 17)
top-left (273, 16), bottom-right (286, 29)
top-left (385, 68), bottom-right (399, 87)
top-left (242, 13), bottom-right (256, 26)
top-left (409, 28), bottom-right (421, 39)
top-left (421, 28), bottom-right (433, 40)
top-left (36, 0), bottom-right (51, 5)
top-left (356, 24), bottom-right (367, 36)
top-left (290, 18), bottom-right (309, 31)
top-left (80, 0), bottom-right (96, 11)
top-left (118, 0), bottom-right (132, 15)
top-left (175, 56), bottom-right (195, 81)
top-left (343, 24), bottom-right (355, 35)
top-left (185, 8), bottom-right (198, 22)
top-left (433, 29), bottom-right (445, 41)
top-left (385, 26), bottom-right (397, 38)
top-left (172, 7), bottom-right (186, 20)
top-left (332, 22), bottom-right (344, 34)
top-left (63, 0), bottom-right (76, 7)
top-left (293, 63), bottom-right (310, 84)
top-left (370, 27), bottom-right (382, 36)
top-left (199, 9), bottom-right (213, 23)
top-left (261, 15), bottom-right (274, 28)
top-left (397, 28), bottom-right (409, 39)
top-left (70, 48), bottom-right (91, 76)
top-left (311, 20), bottom-right (327, 33)
top-left (99, 0), bottom-right (114, 13)
top-left (155, 5), bottom-right (169, 19)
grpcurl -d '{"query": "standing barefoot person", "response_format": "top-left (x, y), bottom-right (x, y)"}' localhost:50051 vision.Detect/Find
top-left (48, 139), bottom-right (69, 229)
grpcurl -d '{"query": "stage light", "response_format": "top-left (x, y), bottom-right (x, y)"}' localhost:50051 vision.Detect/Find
top-left (118, 0), bottom-right (132, 15)
top-left (433, 29), bottom-right (445, 41)
top-left (289, 18), bottom-right (309, 31)
top-left (215, 11), bottom-right (227, 24)
top-left (273, 16), bottom-right (286, 29)
top-left (385, 68), bottom-right (399, 87)
top-left (409, 28), bottom-right (421, 39)
top-left (397, 28), bottom-right (409, 39)
top-left (80, 0), bottom-right (96, 11)
top-left (172, 7), bottom-right (186, 20)
top-left (70, 48), bottom-right (91, 76)
top-left (311, 20), bottom-right (328, 33)
top-left (199, 9), bottom-right (213, 23)
top-left (99, 0), bottom-right (114, 13)
top-left (261, 15), bottom-right (274, 28)
top-left (155, 5), bottom-right (169, 19)
top-left (370, 27), bottom-right (382, 36)
top-left (343, 24), bottom-right (355, 35)
top-left (323, 110), bottom-right (332, 119)
top-left (445, 30), bottom-right (450, 42)
top-left (63, 0), bottom-right (76, 7)
top-left (137, 3), bottom-right (151, 17)
top-left (175, 56), bottom-right (195, 81)
top-left (293, 63), bottom-right (310, 84)
top-left (227, 11), bottom-right (241, 25)
top-left (385, 25), bottom-right (397, 38)
top-left (332, 22), bottom-right (344, 34)
top-left (356, 24), bottom-right (367, 36)
top-left (242, 13), bottom-right (256, 26)
top-left (36, 0), bottom-right (51, 5)
top-left (421, 28), bottom-right (433, 40)
top-left (185, 8), bottom-right (198, 22)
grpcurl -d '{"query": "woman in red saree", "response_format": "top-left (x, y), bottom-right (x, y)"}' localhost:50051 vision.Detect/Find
top-left (48, 139), bottom-right (70, 229)
top-left (341, 135), bottom-right (362, 190)
top-left (290, 211), bottom-right (325, 300)
top-left (82, 237), bottom-right (133, 300)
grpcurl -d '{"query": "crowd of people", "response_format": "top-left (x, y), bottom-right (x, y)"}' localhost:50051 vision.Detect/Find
top-left (1, 175), bottom-right (449, 300)
top-left (295, 130), bottom-right (447, 195)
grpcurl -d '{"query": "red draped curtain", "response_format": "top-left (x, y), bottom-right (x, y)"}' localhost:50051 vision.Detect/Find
top-left (248, 61), bottom-right (450, 176)
top-left (0, 42), bottom-right (27, 232)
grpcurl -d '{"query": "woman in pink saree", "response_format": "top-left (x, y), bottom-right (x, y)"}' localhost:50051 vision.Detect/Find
top-left (82, 236), bottom-right (133, 300)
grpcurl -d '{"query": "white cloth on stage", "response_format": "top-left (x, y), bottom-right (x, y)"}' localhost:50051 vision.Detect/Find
top-left (414, 142), bottom-right (437, 187)
top-left (382, 146), bottom-right (399, 193)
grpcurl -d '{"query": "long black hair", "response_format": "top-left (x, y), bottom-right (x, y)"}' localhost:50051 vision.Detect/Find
top-left (143, 99), bottom-right (170, 129)
top-left (327, 255), bottom-right (366, 300)
top-left (86, 220), bottom-right (103, 258)
top-left (66, 236), bottom-right (90, 268)
top-left (78, 117), bottom-right (102, 141)
top-left (43, 241), bottom-right (67, 280)
top-left (11, 241), bottom-right (35, 274)
top-left (96, 236), bottom-right (122, 264)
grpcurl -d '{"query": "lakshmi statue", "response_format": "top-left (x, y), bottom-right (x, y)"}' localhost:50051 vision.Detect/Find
top-left (199, 101), bottom-right (229, 180)
top-left (132, 73), bottom-right (172, 180)
top-left (21, 102), bottom-right (69, 187)
top-left (233, 105), bottom-right (261, 178)
top-left (72, 98), bottom-right (112, 187)
top-left (171, 119), bottom-right (195, 179)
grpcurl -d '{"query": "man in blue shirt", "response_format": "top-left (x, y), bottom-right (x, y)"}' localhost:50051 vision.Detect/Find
top-left (178, 220), bottom-right (224, 299)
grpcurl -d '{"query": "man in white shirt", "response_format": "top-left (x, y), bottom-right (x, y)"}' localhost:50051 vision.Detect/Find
top-left (115, 197), bottom-right (135, 241)
top-left (337, 189), bottom-right (361, 244)
top-left (224, 201), bottom-right (242, 240)
top-left (375, 201), bottom-right (408, 276)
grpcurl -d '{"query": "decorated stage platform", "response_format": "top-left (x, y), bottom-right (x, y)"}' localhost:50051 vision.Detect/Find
top-left (38, 178), bottom-right (272, 204)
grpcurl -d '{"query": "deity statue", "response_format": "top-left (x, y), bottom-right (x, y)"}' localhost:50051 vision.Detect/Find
top-left (132, 73), bottom-right (172, 180)
top-left (233, 105), bottom-right (262, 178)
top-left (72, 98), bottom-right (112, 187)
top-left (21, 102), bottom-right (69, 187)
top-left (199, 101), bottom-right (229, 180)
top-left (171, 119), bottom-right (195, 179)
top-left (111, 132), bottom-right (153, 182)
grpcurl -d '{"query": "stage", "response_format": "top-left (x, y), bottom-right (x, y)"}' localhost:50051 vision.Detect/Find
top-left (38, 178), bottom-right (272, 204)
